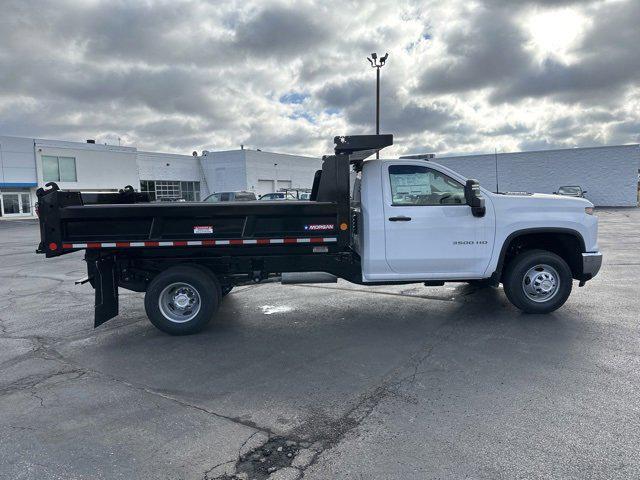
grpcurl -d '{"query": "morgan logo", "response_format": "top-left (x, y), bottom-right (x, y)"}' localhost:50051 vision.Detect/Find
top-left (193, 226), bottom-right (213, 234)
top-left (304, 224), bottom-right (335, 231)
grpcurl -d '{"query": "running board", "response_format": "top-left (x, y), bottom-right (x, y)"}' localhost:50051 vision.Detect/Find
top-left (281, 272), bottom-right (338, 284)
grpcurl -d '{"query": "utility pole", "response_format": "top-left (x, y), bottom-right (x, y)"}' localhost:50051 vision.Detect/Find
top-left (367, 52), bottom-right (388, 158)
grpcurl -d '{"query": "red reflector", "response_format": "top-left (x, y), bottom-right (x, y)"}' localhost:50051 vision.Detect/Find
top-left (49, 242), bottom-right (58, 251)
top-left (144, 241), bottom-right (159, 247)
top-left (62, 243), bottom-right (73, 249)
top-left (116, 242), bottom-right (130, 248)
top-left (284, 238), bottom-right (297, 244)
top-left (257, 238), bottom-right (270, 245)
top-left (87, 242), bottom-right (101, 249)
top-left (203, 240), bottom-right (216, 246)
top-left (173, 241), bottom-right (187, 246)
top-left (230, 239), bottom-right (243, 245)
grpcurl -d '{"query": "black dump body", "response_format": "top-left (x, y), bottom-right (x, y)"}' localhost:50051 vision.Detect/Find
top-left (35, 135), bottom-right (392, 326)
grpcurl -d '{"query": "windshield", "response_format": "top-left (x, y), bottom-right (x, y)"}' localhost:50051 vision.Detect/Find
top-left (558, 186), bottom-right (582, 195)
top-left (203, 193), bottom-right (222, 202)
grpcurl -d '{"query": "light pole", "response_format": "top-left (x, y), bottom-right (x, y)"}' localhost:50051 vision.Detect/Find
top-left (367, 52), bottom-right (388, 158)
top-left (274, 163), bottom-right (278, 192)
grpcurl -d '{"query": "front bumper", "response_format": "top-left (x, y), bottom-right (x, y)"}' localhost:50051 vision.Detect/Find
top-left (580, 252), bottom-right (603, 282)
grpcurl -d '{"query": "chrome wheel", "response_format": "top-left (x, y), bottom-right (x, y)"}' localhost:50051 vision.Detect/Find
top-left (522, 264), bottom-right (560, 303)
top-left (158, 282), bottom-right (201, 323)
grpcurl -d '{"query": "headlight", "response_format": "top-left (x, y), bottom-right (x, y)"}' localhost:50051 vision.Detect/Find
top-left (585, 207), bottom-right (594, 215)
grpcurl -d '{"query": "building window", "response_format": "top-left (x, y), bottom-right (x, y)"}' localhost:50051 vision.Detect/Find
top-left (42, 155), bottom-right (77, 182)
top-left (140, 180), bottom-right (200, 201)
top-left (180, 181), bottom-right (201, 201)
top-left (155, 181), bottom-right (181, 200)
top-left (21, 193), bottom-right (31, 214)
top-left (0, 190), bottom-right (32, 216)
top-left (140, 180), bottom-right (156, 201)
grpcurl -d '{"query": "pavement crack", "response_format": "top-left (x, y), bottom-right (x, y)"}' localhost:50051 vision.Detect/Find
top-left (30, 390), bottom-right (45, 407)
top-left (203, 460), bottom-right (235, 479)
top-left (0, 369), bottom-right (86, 397)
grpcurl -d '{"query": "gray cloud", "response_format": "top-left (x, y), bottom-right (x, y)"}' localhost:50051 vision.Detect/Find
top-left (0, 0), bottom-right (638, 157)
top-left (492, 0), bottom-right (640, 104)
top-left (317, 76), bottom-right (462, 138)
top-left (418, 7), bottom-right (531, 95)
top-left (233, 6), bottom-right (328, 57)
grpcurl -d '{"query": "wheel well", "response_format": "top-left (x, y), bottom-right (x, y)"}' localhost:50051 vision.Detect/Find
top-left (501, 232), bottom-right (583, 281)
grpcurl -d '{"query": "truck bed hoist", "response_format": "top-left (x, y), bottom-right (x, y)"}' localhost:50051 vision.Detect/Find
top-left (36, 135), bottom-right (602, 335)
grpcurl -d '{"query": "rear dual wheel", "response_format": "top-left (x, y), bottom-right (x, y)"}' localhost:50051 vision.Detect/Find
top-left (144, 266), bottom-right (221, 335)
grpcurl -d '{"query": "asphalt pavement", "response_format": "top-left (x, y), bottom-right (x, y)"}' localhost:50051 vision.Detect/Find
top-left (0, 208), bottom-right (639, 479)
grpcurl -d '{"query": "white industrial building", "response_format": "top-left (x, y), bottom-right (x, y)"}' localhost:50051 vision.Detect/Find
top-left (0, 135), bottom-right (321, 218)
top-left (200, 149), bottom-right (322, 197)
top-left (435, 144), bottom-right (640, 207)
top-left (0, 134), bottom-right (638, 219)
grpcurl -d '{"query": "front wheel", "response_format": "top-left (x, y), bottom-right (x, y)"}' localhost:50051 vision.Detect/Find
top-left (503, 250), bottom-right (573, 314)
top-left (144, 266), bottom-right (220, 335)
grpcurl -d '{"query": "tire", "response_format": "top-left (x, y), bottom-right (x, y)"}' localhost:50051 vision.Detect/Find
top-left (503, 249), bottom-right (573, 314)
top-left (144, 265), bottom-right (220, 335)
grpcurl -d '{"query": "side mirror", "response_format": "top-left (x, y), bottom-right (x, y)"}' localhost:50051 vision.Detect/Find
top-left (464, 179), bottom-right (486, 218)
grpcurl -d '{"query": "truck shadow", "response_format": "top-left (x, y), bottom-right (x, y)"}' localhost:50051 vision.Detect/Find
top-left (54, 281), bottom-right (586, 440)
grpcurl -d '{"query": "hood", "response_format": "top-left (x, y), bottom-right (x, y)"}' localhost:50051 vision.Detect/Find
top-left (491, 191), bottom-right (593, 208)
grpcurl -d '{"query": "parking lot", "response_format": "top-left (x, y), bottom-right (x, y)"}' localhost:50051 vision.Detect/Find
top-left (0, 208), bottom-right (639, 479)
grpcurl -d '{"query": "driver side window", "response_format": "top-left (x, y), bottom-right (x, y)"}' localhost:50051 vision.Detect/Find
top-left (389, 165), bottom-right (465, 206)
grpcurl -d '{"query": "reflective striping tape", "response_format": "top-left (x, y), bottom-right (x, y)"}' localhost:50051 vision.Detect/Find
top-left (60, 236), bottom-right (339, 249)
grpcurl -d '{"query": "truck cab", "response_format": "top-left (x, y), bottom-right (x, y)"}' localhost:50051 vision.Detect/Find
top-left (352, 156), bottom-right (601, 312)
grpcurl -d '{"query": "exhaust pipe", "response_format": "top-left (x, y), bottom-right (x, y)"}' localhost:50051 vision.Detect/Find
top-left (281, 272), bottom-right (338, 284)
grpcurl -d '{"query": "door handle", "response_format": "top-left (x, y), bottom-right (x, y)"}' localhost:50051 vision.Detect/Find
top-left (389, 216), bottom-right (412, 222)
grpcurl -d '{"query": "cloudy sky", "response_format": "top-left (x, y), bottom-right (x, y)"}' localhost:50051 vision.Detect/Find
top-left (1, 0), bottom-right (638, 157)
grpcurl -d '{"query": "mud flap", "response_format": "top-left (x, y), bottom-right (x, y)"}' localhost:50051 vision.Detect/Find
top-left (93, 256), bottom-right (119, 327)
